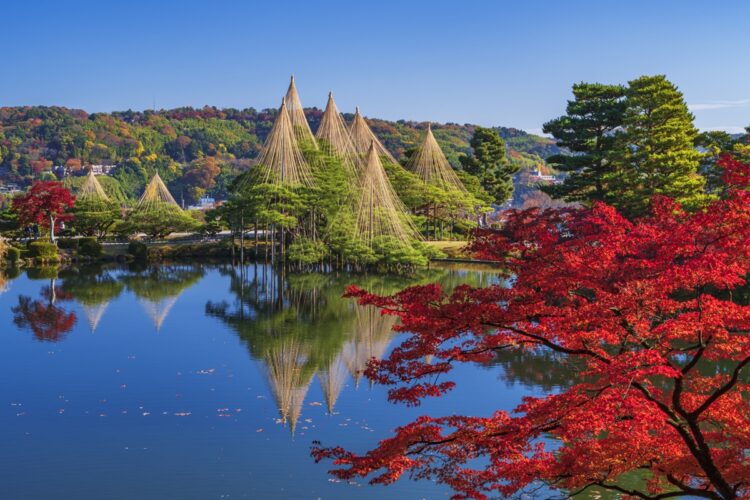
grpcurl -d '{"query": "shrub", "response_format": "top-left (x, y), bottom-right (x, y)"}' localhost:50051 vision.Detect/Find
top-left (127, 241), bottom-right (149, 261)
top-left (287, 238), bottom-right (328, 265)
top-left (28, 241), bottom-right (60, 261)
top-left (56, 238), bottom-right (79, 250)
top-left (6, 247), bottom-right (21, 263)
top-left (78, 237), bottom-right (103, 258)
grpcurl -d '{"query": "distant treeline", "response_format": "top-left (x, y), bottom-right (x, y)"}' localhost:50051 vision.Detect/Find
top-left (0, 106), bottom-right (560, 204)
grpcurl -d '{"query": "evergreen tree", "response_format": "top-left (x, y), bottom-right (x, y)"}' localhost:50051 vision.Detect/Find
top-left (459, 127), bottom-right (517, 205)
top-left (541, 83), bottom-right (626, 203)
top-left (695, 130), bottom-right (735, 195)
top-left (607, 75), bottom-right (708, 217)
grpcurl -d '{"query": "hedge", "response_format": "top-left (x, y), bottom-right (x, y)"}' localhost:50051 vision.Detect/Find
top-left (28, 241), bottom-right (60, 261)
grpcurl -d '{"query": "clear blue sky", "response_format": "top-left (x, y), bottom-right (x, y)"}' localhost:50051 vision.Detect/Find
top-left (3, 0), bottom-right (749, 134)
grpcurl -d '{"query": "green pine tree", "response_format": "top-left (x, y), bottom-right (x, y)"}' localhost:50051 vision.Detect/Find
top-left (459, 127), bottom-right (517, 205)
top-left (606, 75), bottom-right (709, 217)
top-left (541, 83), bottom-right (626, 203)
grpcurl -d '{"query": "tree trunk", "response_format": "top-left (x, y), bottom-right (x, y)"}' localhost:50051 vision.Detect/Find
top-left (240, 212), bottom-right (245, 267)
top-left (49, 214), bottom-right (56, 244)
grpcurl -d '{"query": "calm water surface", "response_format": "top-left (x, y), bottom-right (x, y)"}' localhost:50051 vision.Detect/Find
top-left (0, 263), bottom-right (568, 499)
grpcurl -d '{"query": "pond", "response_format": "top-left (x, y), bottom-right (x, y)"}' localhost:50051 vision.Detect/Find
top-left (0, 262), bottom-right (572, 499)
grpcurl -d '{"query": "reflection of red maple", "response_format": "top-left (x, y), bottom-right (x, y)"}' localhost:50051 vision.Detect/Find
top-left (314, 155), bottom-right (750, 499)
top-left (13, 285), bottom-right (76, 342)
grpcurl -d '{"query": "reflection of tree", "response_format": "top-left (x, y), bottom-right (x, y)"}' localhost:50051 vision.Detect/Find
top-left (121, 264), bottom-right (205, 331)
top-left (491, 348), bottom-right (583, 392)
top-left (343, 305), bottom-right (396, 388)
top-left (12, 276), bottom-right (77, 342)
top-left (206, 264), bottom-right (501, 425)
top-left (60, 266), bottom-right (124, 332)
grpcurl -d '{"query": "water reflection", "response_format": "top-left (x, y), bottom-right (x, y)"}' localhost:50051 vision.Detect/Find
top-left (120, 264), bottom-right (205, 331)
top-left (60, 266), bottom-right (124, 332)
top-left (205, 264), bottom-right (498, 432)
top-left (491, 348), bottom-right (582, 392)
top-left (12, 269), bottom-right (77, 342)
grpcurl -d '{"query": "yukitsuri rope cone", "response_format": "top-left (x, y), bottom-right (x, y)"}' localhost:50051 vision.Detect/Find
top-left (255, 98), bottom-right (315, 188)
top-left (349, 107), bottom-right (397, 164)
top-left (317, 354), bottom-right (348, 414)
top-left (264, 339), bottom-right (314, 435)
top-left (406, 123), bottom-right (469, 194)
top-left (78, 170), bottom-right (110, 202)
top-left (342, 304), bottom-right (396, 388)
top-left (315, 92), bottom-right (361, 174)
top-left (137, 173), bottom-right (179, 209)
top-left (284, 75), bottom-right (317, 149)
top-left (353, 142), bottom-right (420, 247)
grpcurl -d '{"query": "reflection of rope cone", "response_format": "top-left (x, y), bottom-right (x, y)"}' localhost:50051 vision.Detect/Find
top-left (317, 354), bottom-right (348, 414)
top-left (139, 295), bottom-right (180, 332)
top-left (264, 338), bottom-right (314, 436)
top-left (82, 302), bottom-right (109, 333)
top-left (343, 305), bottom-right (395, 388)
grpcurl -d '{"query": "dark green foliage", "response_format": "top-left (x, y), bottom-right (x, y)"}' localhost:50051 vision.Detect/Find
top-left (72, 198), bottom-right (121, 238)
top-left (541, 83), bottom-right (627, 203)
top-left (287, 238), bottom-right (328, 266)
top-left (78, 237), bottom-right (103, 258)
top-left (6, 247), bottom-right (21, 262)
top-left (56, 238), bottom-right (78, 250)
top-left (28, 241), bottom-right (59, 261)
top-left (544, 76), bottom-right (712, 218)
top-left (127, 241), bottom-right (149, 261)
top-left (459, 127), bottom-right (518, 205)
top-left (696, 130), bottom-right (736, 194)
top-left (120, 203), bottom-right (200, 240)
top-left (26, 266), bottom-right (59, 280)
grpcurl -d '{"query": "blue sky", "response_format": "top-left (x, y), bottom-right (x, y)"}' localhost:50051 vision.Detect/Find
top-left (3, 0), bottom-right (749, 134)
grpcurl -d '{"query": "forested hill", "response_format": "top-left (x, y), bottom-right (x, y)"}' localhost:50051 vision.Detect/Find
top-left (0, 105), bottom-right (560, 202)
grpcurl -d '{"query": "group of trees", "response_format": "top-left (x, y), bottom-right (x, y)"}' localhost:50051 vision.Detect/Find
top-left (315, 153), bottom-right (750, 500)
top-left (543, 75), bottom-right (747, 218)
top-left (0, 105), bottom-right (553, 208)
top-left (311, 75), bottom-right (750, 498)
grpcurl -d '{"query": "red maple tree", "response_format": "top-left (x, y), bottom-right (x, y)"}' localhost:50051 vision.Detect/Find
top-left (313, 155), bottom-right (750, 499)
top-left (12, 181), bottom-right (76, 243)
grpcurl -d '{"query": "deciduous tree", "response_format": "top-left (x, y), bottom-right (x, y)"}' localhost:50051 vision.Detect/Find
top-left (314, 155), bottom-right (750, 500)
top-left (12, 181), bottom-right (75, 243)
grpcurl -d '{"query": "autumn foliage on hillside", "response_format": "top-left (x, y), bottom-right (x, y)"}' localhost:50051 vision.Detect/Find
top-left (313, 155), bottom-right (750, 499)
